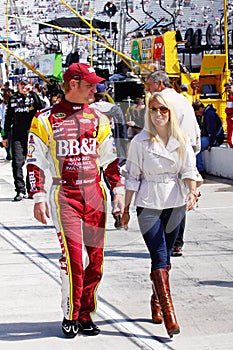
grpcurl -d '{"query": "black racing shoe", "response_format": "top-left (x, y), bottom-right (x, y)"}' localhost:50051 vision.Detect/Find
top-left (13, 193), bottom-right (27, 201)
top-left (172, 247), bottom-right (183, 257)
top-left (78, 320), bottom-right (100, 336)
top-left (113, 214), bottom-right (122, 230)
top-left (62, 318), bottom-right (79, 338)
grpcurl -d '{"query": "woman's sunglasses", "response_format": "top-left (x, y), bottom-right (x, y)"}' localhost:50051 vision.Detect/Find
top-left (149, 106), bottom-right (170, 114)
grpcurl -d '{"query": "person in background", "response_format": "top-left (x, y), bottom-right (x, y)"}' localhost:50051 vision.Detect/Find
top-left (50, 91), bottom-right (63, 105)
top-left (109, 59), bottom-right (131, 82)
top-left (33, 83), bottom-right (48, 109)
top-left (2, 77), bottom-right (45, 200)
top-left (0, 94), bottom-right (4, 125)
top-left (0, 90), bottom-right (12, 160)
top-left (40, 86), bottom-right (50, 108)
top-left (0, 94), bottom-right (5, 147)
top-left (125, 97), bottom-right (146, 140)
top-left (90, 82), bottom-right (128, 229)
top-left (192, 101), bottom-right (225, 176)
top-left (179, 83), bottom-right (193, 105)
top-left (224, 81), bottom-right (233, 148)
top-left (146, 70), bottom-right (201, 258)
top-left (146, 71), bottom-right (200, 153)
top-left (96, 83), bottom-right (115, 104)
top-left (2, 81), bottom-right (13, 96)
top-left (26, 63), bottom-right (124, 338)
top-left (121, 91), bottom-right (202, 338)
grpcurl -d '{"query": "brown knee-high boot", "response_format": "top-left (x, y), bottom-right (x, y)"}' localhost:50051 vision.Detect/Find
top-left (149, 265), bottom-right (171, 324)
top-left (150, 275), bottom-right (163, 324)
top-left (151, 269), bottom-right (180, 338)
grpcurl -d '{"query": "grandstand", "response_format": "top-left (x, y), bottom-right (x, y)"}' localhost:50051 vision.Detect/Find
top-left (0, 0), bottom-right (231, 68)
top-left (0, 1), bottom-right (229, 45)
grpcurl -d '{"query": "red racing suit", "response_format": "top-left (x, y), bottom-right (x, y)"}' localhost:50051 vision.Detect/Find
top-left (26, 98), bottom-right (124, 321)
top-left (225, 94), bottom-right (233, 148)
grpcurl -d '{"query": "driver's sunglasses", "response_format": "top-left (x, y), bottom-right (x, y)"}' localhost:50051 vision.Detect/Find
top-left (149, 106), bottom-right (169, 114)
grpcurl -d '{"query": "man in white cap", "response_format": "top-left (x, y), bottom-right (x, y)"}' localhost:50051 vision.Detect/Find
top-left (26, 63), bottom-right (124, 338)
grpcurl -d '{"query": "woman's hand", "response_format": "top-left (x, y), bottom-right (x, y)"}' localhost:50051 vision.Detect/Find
top-left (121, 212), bottom-right (130, 230)
top-left (186, 192), bottom-right (197, 211)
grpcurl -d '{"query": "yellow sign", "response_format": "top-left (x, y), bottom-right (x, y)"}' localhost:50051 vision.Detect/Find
top-left (200, 55), bottom-right (226, 75)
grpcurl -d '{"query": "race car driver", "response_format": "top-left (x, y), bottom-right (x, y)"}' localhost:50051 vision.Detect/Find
top-left (26, 63), bottom-right (125, 338)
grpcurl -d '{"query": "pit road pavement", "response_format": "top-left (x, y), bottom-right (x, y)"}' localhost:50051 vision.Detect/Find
top-left (0, 148), bottom-right (233, 350)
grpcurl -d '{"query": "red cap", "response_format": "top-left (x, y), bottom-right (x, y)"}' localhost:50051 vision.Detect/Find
top-left (63, 63), bottom-right (105, 84)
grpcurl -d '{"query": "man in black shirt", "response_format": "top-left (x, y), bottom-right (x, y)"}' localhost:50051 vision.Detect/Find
top-left (2, 77), bottom-right (44, 201)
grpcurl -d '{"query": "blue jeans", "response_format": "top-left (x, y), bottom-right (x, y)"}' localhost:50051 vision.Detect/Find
top-left (196, 136), bottom-right (210, 172)
top-left (136, 206), bottom-right (186, 271)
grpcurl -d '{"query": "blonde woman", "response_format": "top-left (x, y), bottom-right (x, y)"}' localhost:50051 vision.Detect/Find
top-left (121, 91), bottom-right (202, 338)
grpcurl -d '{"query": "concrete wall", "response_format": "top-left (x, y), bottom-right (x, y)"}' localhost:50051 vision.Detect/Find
top-left (203, 147), bottom-right (233, 179)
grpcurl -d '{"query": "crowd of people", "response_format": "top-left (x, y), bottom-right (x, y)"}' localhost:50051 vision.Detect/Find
top-left (0, 62), bottom-right (229, 340)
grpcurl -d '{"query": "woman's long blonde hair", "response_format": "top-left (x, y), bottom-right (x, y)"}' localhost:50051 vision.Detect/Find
top-left (145, 91), bottom-right (187, 159)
